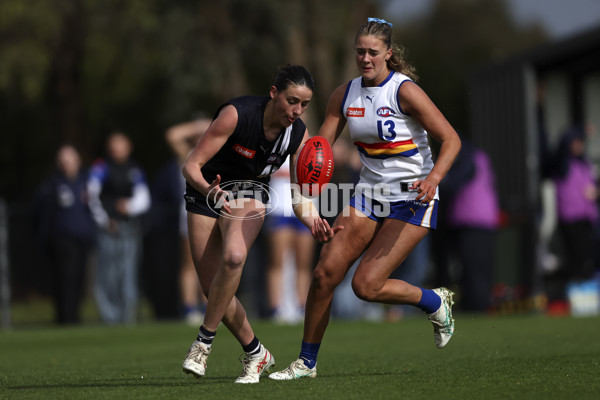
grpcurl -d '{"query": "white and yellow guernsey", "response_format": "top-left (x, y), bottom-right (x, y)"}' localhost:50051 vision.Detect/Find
top-left (341, 70), bottom-right (439, 202)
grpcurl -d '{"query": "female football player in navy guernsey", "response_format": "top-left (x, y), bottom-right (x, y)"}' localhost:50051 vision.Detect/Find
top-left (269, 19), bottom-right (462, 380)
top-left (181, 64), bottom-right (340, 384)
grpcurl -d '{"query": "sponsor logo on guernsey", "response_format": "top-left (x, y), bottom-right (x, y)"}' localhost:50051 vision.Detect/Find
top-left (346, 107), bottom-right (365, 117)
top-left (376, 107), bottom-right (395, 117)
top-left (233, 144), bottom-right (256, 159)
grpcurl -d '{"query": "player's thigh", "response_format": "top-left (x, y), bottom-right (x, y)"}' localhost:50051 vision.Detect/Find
top-left (316, 205), bottom-right (379, 280)
top-left (187, 212), bottom-right (222, 285)
top-left (218, 198), bottom-right (266, 266)
top-left (354, 218), bottom-right (429, 286)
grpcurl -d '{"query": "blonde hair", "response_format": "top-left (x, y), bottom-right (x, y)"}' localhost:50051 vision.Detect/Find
top-left (355, 20), bottom-right (418, 81)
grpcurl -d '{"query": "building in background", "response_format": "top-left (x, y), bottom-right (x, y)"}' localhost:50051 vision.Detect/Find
top-left (468, 25), bottom-right (600, 313)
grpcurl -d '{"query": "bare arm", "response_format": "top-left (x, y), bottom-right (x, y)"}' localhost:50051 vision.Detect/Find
top-left (182, 106), bottom-right (237, 212)
top-left (399, 81), bottom-right (462, 203)
top-left (166, 118), bottom-right (212, 163)
top-left (317, 84), bottom-right (348, 146)
top-left (289, 82), bottom-right (350, 240)
top-left (289, 130), bottom-right (343, 242)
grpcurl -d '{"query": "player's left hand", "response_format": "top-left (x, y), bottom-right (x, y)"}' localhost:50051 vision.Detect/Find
top-left (412, 179), bottom-right (436, 204)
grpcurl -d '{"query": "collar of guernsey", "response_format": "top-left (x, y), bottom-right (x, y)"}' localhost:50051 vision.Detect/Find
top-left (258, 124), bottom-right (293, 177)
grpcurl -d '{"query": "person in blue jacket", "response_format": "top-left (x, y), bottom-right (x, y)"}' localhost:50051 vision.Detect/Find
top-left (34, 144), bottom-right (96, 324)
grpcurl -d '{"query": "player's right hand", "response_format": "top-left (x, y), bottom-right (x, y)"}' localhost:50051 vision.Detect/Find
top-left (311, 218), bottom-right (343, 243)
top-left (207, 174), bottom-right (230, 214)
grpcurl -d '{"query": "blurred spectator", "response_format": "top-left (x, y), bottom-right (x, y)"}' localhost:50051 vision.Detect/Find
top-left (88, 132), bottom-right (150, 324)
top-left (431, 139), bottom-right (475, 293)
top-left (264, 159), bottom-right (315, 323)
top-left (165, 118), bottom-right (211, 324)
top-left (440, 140), bottom-right (500, 312)
top-left (34, 145), bottom-right (96, 324)
top-left (549, 125), bottom-right (598, 314)
top-left (534, 85), bottom-right (561, 288)
top-left (142, 155), bottom-right (184, 320)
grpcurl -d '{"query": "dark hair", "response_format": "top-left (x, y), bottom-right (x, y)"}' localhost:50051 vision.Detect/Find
top-left (553, 125), bottom-right (586, 178)
top-left (272, 64), bottom-right (315, 92)
top-left (355, 19), bottom-right (418, 81)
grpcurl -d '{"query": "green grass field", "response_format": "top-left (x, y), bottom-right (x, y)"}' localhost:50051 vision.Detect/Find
top-left (1, 315), bottom-right (599, 400)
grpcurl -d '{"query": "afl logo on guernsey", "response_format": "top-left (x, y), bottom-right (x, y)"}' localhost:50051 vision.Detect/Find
top-left (267, 153), bottom-right (283, 165)
top-left (376, 107), bottom-right (395, 117)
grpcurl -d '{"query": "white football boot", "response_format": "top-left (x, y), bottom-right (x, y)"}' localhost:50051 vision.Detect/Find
top-left (182, 340), bottom-right (211, 377)
top-left (427, 287), bottom-right (455, 348)
top-left (268, 358), bottom-right (317, 380)
top-left (234, 345), bottom-right (275, 384)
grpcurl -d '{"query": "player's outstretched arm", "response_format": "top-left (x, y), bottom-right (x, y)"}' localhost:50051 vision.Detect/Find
top-left (289, 131), bottom-right (343, 242)
top-left (289, 184), bottom-right (343, 243)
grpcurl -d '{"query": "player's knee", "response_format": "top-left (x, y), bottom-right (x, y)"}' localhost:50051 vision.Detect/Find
top-left (222, 249), bottom-right (246, 270)
top-left (351, 278), bottom-right (380, 302)
top-left (199, 285), bottom-right (210, 298)
top-left (312, 263), bottom-right (343, 293)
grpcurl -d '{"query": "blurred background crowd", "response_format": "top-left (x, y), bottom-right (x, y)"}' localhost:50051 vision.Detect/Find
top-left (1, 0), bottom-right (600, 327)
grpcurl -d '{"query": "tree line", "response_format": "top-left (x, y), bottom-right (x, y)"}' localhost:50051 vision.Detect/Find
top-left (0, 0), bottom-right (547, 201)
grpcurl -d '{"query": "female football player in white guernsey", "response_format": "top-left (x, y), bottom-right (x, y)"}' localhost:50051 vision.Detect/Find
top-left (181, 65), bottom-right (339, 384)
top-left (270, 18), bottom-right (462, 380)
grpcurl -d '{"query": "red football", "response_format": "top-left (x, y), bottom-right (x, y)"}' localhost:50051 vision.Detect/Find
top-left (295, 136), bottom-right (334, 197)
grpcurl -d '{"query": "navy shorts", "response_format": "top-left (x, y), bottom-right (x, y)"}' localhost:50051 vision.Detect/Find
top-left (348, 195), bottom-right (438, 229)
top-left (184, 181), bottom-right (270, 219)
